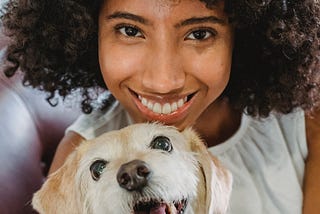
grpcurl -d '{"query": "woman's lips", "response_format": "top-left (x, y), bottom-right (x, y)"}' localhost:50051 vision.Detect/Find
top-left (131, 91), bottom-right (195, 124)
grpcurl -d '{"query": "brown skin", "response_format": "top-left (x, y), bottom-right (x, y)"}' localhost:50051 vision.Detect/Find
top-left (48, 131), bottom-right (84, 175)
top-left (303, 108), bottom-right (320, 214)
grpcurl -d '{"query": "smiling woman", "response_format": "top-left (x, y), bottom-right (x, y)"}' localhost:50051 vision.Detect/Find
top-left (1, 0), bottom-right (319, 117)
top-left (1, 0), bottom-right (320, 213)
top-left (97, 0), bottom-right (233, 129)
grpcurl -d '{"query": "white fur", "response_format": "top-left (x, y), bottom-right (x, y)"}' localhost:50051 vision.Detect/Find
top-left (32, 123), bottom-right (232, 214)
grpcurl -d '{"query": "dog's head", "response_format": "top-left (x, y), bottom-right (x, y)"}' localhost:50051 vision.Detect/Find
top-left (32, 123), bottom-right (232, 214)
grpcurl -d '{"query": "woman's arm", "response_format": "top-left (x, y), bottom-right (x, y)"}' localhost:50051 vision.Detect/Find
top-left (48, 131), bottom-right (85, 174)
top-left (303, 108), bottom-right (320, 214)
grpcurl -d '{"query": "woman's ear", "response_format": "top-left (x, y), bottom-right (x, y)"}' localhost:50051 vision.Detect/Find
top-left (183, 128), bottom-right (233, 214)
top-left (32, 146), bottom-right (85, 214)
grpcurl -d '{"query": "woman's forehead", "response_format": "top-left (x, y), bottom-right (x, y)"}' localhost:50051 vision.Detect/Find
top-left (101, 0), bottom-right (225, 13)
top-left (101, 0), bottom-right (222, 8)
top-left (158, 0), bottom-right (220, 7)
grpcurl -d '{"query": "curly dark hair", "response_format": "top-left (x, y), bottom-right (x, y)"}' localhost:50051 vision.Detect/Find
top-left (1, 0), bottom-right (320, 116)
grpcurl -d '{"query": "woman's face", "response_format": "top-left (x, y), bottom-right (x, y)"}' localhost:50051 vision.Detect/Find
top-left (98, 0), bottom-right (233, 130)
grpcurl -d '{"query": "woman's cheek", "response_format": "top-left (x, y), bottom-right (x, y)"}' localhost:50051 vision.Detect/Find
top-left (99, 46), bottom-right (145, 84)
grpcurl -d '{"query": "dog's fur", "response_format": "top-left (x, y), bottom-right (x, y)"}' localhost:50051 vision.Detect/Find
top-left (32, 123), bottom-right (232, 214)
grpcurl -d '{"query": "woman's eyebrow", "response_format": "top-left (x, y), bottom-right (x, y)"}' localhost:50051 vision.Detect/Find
top-left (105, 12), bottom-right (226, 27)
top-left (175, 16), bottom-right (226, 28)
top-left (106, 11), bottom-right (150, 25)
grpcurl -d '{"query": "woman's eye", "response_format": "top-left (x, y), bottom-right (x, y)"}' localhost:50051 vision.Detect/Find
top-left (186, 29), bottom-right (214, 41)
top-left (150, 136), bottom-right (173, 152)
top-left (117, 25), bottom-right (143, 37)
top-left (90, 160), bottom-right (108, 181)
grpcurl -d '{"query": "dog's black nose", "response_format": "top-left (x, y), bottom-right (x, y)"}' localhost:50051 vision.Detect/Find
top-left (117, 159), bottom-right (152, 191)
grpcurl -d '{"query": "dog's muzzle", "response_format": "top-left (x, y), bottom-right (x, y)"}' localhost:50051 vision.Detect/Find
top-left (116, 159), bottom-right (187, 214)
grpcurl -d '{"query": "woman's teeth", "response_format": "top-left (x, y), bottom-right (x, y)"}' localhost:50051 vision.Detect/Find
top-left (138, 95), bottom-right (188, 115)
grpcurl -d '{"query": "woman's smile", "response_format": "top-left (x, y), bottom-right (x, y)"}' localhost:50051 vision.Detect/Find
top-left (129, 88), bottom-right (197, 124)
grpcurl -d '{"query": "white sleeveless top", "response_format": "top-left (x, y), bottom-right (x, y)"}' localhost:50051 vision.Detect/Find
top-left (67, 101), bottom-right (307, 214)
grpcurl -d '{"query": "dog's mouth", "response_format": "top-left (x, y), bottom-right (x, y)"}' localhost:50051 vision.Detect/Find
top-left (133, 198), bottom-right (188, 214)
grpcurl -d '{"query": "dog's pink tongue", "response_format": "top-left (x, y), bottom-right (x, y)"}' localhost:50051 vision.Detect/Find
top-left (150, 204), bottom-right (167, 214)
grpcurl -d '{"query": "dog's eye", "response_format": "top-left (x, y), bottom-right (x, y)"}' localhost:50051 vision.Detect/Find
top-left (90, 160), bottom-right (107, 181)
top-left (150, 136), bottom-right (172, 152)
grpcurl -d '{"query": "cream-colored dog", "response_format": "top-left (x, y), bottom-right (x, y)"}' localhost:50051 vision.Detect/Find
top-left (32, 123), bottom-right (232, 214)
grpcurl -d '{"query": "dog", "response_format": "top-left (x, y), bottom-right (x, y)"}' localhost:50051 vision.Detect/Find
top-left (32, 123), bottom-right (232, 214)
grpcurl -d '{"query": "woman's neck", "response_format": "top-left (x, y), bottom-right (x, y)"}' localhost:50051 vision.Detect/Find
top-left (193, 97), bottom-right (242, 147)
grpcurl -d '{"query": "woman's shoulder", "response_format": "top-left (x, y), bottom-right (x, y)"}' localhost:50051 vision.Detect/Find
top-left (211, 109), bottom-right (307, 214)
top-left (248, 108), bottom-right (305, 131)
top-left (247, 109), bottom-right (306, 148)
top-left (210, 108), bottom-right (306, 155)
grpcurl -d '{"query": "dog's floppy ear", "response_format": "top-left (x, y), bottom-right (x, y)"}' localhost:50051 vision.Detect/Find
top-left (183, 128), bottom-right (232, 214)
top-left (32, 144), bottom-right (86, 214)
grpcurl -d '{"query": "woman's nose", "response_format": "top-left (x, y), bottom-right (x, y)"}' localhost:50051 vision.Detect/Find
top-left (142, 44), bottom-right (185, 94)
